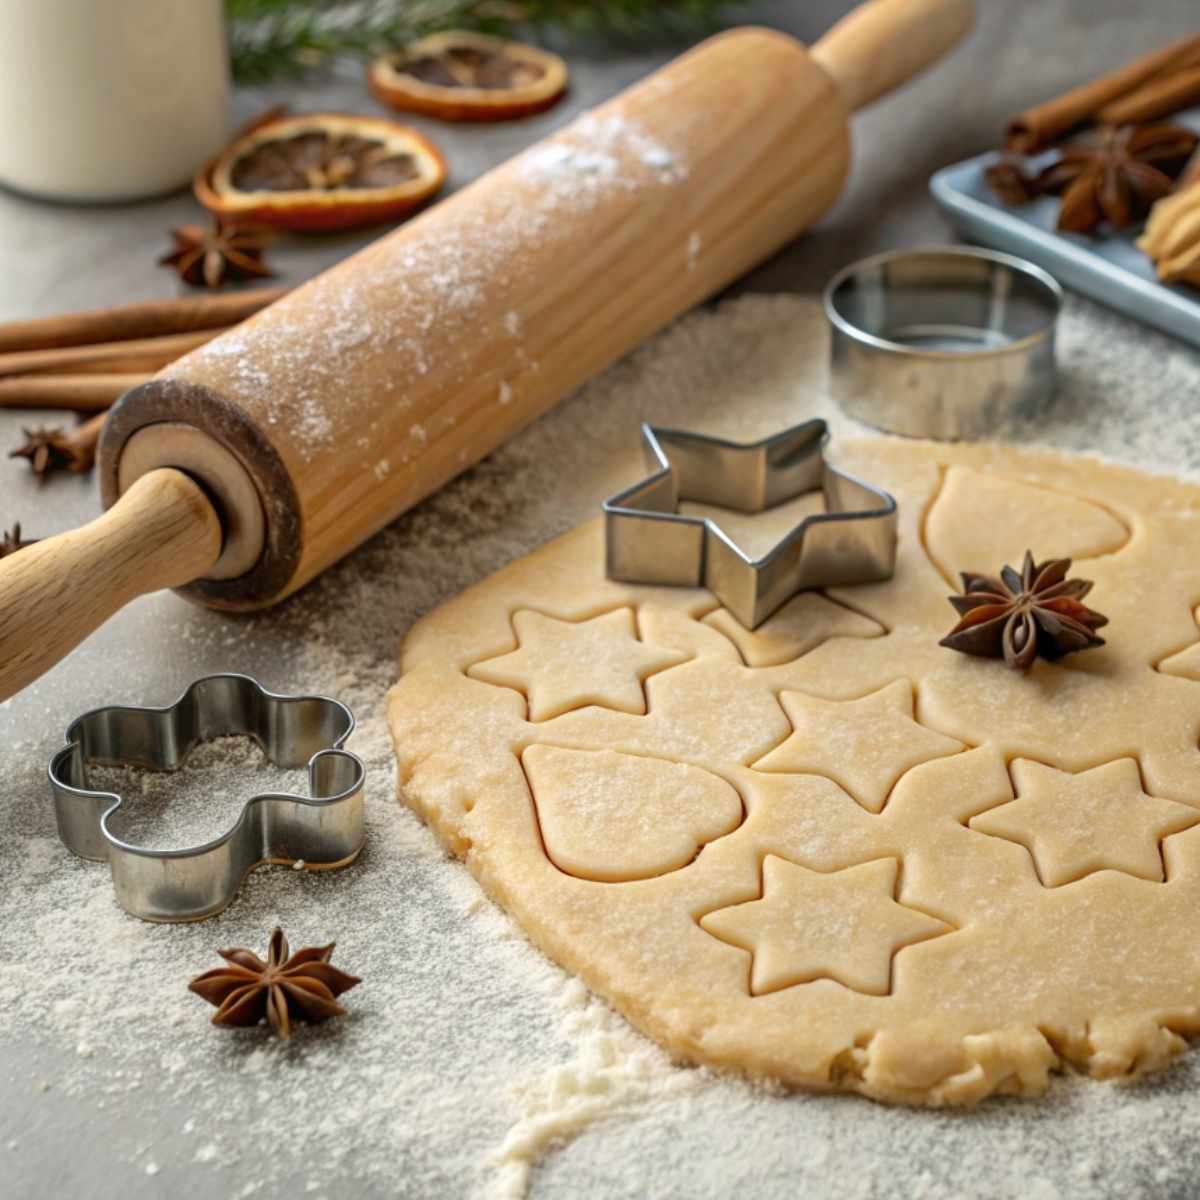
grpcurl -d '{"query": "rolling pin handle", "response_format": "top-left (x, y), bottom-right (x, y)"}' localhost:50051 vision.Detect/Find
top-left (812, 0), bottom-right (974, 113)
top-left (0, 467), bottom-right (222, 703)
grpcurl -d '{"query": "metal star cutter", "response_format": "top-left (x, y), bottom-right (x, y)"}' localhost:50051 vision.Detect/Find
top-left (603, 419), bottom-right (898, 628)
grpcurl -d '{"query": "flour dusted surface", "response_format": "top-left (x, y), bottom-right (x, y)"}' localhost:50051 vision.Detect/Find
top-left (7, 293), bottom-right (1200, 1196)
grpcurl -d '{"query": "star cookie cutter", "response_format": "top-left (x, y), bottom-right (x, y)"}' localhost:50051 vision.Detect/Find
top-left (47, 674), bottom-right (366, 923)
top-left (603, 419), bottom-right (898, 628)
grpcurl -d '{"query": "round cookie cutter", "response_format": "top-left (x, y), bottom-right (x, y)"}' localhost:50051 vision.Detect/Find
top-left (824, 246), bottom-right (1062, 440)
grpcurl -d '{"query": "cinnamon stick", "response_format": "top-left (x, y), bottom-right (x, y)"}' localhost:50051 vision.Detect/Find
top-left (0, 328), bottom-right (224, 379)
top-left (59, 412), bottom-right (107, 473)
top-left (0, 287), bottom-right (285, 355)
top-left (0, 374), bottom-right (149, 410)
top-left (1099, 64), bottom-right (1200, 126)
top-left (1005, 34), bottom-right (1200, 153)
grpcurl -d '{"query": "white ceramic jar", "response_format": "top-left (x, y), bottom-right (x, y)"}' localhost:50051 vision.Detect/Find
top-left (0, 0), bottom-right (229, 202)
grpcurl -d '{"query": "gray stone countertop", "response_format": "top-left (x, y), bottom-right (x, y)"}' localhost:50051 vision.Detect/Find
top-left (4, 2), bottom-right (1200, 1198)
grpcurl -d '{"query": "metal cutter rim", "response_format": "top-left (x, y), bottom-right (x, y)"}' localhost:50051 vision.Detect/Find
top-left (47, 673), bottom-right (366, 922)
top-left (602, 419), bottom-right (898, 628)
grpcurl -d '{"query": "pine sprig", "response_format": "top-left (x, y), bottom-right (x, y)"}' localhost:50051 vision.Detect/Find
top-left (225, 0), bottom-right (737, 83)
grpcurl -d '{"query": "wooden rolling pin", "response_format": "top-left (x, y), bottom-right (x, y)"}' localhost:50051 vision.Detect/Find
top-left (0, 0), bottom-right (972, 701)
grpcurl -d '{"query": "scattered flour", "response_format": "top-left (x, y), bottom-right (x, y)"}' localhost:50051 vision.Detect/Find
top-left (6, 294), bottom-right (1200, 1198)
top-left (487, 980), bottom-right (707, 1200)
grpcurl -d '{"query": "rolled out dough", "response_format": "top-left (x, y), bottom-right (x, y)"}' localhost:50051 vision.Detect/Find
top-left (387, 439), bottom-right (1200, 1105)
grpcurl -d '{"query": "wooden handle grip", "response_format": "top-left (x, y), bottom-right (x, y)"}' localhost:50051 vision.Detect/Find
top-left (0, 469), bottom-right (221, 702)
top-left (813, 0), bottom-right (974, 112)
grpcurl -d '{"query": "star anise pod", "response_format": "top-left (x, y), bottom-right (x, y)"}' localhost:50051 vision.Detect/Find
top-left (0, 522), bottom-right (32, 558)
top-left (9, 417), bottom-right (100, 480)
top-left (983, 159), bottom-right (1039, 206)
top-left (985, 124), bottom-right (1198, 233)
top-left (939, 551), bottom-right (1108, 672)
top-left (1042, 124), bottom-right (1197, 233)
top-left (188, 928), bottom-right (360, 1039)
top-left (9, 426), bottom-right (76, 479)
top-left (159, 220), bottom-right (275, 290)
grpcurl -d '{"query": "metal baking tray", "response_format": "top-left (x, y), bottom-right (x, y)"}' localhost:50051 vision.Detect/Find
top-left (930, 117), bottom-right (1200, 350)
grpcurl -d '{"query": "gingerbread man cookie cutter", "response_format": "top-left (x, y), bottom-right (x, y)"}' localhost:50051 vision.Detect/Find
top-left (603, 419), bottom-right (898, 628)
top-left (48, 674), bottom-right (366, 923)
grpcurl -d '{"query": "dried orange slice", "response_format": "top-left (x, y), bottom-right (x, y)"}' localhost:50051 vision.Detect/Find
top-left (367, 32), bottom-right (568, 123)
top-left (194, 113), bottom-right (447, 232)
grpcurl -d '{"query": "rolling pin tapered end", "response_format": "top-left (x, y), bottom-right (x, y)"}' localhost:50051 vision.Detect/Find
top-left (0, 468), bottom-right (222, 703)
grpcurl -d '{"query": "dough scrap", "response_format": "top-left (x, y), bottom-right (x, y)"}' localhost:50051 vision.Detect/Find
top-left (388, 439), bottom-right (1200, 1105)
top-left (1158, 608), bottom-right (1200, 680)
top-left (703, 591), bottom-right (883, 668)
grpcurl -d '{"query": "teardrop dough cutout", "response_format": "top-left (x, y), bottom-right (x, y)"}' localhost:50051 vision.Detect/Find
top-left (925, 466), bottom-right (1129, 584)
top-left (523, 745), bottom-right (743, 882)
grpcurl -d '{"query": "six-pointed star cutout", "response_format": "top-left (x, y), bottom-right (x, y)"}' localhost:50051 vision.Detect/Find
top-left (751, 679), bottom-right (963, 812)
top-left (969, 758), bottom-right (1200, 887)
top-left (468, 607), bottom-right (686, 721)
top-left (699, 856), bottom-right (952, 996)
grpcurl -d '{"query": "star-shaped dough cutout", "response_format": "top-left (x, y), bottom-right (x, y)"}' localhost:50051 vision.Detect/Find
top-left (699, 856), bottom-right (952, 996)
top-left (751, 679), bottom-right (963, 813)
top-left (468, 607), bottom-right (686, 721)
top-left (969, 758), bottom-right (1199, 887)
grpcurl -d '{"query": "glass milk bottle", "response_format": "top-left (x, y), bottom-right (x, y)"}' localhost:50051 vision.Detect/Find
top-left (0, 0), bottom-right (229, 202)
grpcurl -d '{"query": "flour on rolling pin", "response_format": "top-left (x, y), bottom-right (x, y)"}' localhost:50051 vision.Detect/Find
top-left (181, 112), bottom-right (691, 463)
